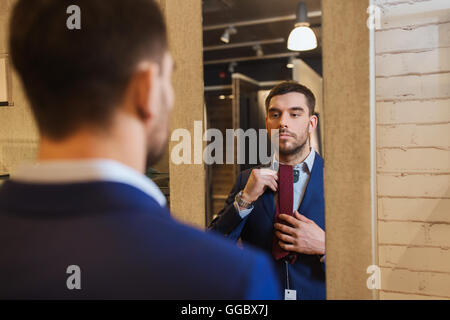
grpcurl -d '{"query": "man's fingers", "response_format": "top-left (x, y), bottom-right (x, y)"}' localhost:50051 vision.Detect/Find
top-left (274, 222), bottom-right (296, 236)
top-left (267, 178), bottom-right (278, 192)
top-left (278, 213), bottom-right (301, 227)
top-left (261, 176), bottom-right (278, 192)
top-left (259, 169), bottom-right (278, 179)
top-left (274, 231), bottom-right (295, 244)
top-left (266, 183), bottom-right (277, 192)
top-left (261, 177), bottom-right (276, 192)
top-left (269, 182), bottom-right (278, 192)
top-left (278, 241), bottom-right (295, 252)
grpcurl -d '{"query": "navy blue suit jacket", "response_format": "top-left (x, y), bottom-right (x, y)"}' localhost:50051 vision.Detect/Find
top-left (0, 180), bottom-right (281, 299)
top-left (209, 153), bottom-right (325, 300)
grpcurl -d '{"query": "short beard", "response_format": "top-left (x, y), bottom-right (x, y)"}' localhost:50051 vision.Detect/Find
top-left (145, 136), bottom-right (169, 169)
top-left (280, 138), bottom-right (308, 156)
top-left (146, 148), bottom-right (164, 169)
top-left (145, 107), bottom-right (170, 170)
top-left (279, 124), bottom-right (310, 157)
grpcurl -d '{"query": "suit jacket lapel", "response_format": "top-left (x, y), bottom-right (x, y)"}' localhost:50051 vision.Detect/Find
top-left (261, 189), bottom-right (276, 221)
top-left (298, 153), bottom-right (324, 229)
top-left (255, 163), bottom-right (277, 221)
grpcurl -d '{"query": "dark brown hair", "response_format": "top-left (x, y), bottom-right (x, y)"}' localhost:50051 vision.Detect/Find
top-left (10, 0), bottom-right (167, 140)
top-left (265, 81), bottom-right (316, 115)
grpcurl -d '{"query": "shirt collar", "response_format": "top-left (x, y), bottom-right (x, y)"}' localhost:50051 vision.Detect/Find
top-left (11, 159), bottom-right (167, 207)
top-left (271, 147), bottom-right (316, 173)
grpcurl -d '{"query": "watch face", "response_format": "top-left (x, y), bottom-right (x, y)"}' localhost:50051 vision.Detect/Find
top-left (236, 191), bottom-right (250, 208)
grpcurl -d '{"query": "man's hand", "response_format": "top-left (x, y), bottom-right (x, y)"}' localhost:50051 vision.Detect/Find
top-left (241, 168), bottom-right (278, 203)
top-left (274, 211), bottom-right (325, 255)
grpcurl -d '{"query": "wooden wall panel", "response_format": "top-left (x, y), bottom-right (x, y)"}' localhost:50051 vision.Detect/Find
top-left (322, 0), bottom-right (373, 299)
top-left (157, 0), bottom-right (206, 228)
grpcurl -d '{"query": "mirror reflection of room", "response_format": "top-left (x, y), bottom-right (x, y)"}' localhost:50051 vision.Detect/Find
top-left (203, 0), bottom-right (326, 300)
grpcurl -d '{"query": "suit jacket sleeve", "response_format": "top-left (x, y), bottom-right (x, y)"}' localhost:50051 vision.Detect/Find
top-left (208, 171), bottom-right (249, 239)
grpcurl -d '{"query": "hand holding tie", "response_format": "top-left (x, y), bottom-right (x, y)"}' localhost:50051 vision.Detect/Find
top-left (274, 210), bottom-right (325, 256)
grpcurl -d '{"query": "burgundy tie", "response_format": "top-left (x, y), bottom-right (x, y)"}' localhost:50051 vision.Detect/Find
top-left (272, 164), bottom-right (297, 264)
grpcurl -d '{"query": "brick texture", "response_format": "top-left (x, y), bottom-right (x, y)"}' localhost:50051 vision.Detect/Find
top-left (375, 0), bottom-right (450, 299)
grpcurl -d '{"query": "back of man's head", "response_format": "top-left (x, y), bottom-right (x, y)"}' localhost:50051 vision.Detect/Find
top-left (10, 0), bottom-right (167, 140)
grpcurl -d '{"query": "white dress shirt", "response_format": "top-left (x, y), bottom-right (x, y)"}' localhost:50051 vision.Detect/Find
top-left (235, 148), bottom-right (316, 218)
top-left (11, 159), bottom-right (167, 207)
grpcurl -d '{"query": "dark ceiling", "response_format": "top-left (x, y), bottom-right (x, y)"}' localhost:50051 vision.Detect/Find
top-left (202, 0), bottom-right (322, 62)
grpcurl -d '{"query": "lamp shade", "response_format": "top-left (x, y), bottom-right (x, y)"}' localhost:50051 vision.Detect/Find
top-left (220, 32), bottom-right (230, 44)
top-left (286, 56), bottom-right (295, 68)
top-left (287, 24), bottom-right (317, 51)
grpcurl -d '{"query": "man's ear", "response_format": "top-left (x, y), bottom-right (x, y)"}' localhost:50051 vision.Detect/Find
top-left (308, 114), bottom-right (318, 133)
top-left (130, 62), bottom-right (159, 120)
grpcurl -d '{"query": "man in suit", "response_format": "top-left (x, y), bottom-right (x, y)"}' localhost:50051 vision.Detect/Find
top-left (0, 0), bottom-right (281, 299)
top-left (210, 81), bottom-right (326, 300)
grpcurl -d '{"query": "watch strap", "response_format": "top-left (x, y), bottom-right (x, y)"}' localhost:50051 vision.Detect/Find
top-left (235, 190), bottom-right (253, 209)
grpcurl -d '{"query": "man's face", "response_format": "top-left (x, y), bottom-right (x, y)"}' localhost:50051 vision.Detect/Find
top-left (266, 92), bottom-right (315, 156)
top-left (146, 52), bottom-right (174, 166)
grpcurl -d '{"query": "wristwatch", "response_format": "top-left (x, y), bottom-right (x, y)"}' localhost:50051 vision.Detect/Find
top-left (235, 190), bottom-right (253, 209)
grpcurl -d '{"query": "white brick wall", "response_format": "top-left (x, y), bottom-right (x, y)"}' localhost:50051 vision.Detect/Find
top-left (378, 174), bottom-right (449, 197)
top-left (381, 267), bottom-right (450, 298)
top-left (375, 0), bottom-right (450, 299)
top-left (377, 124), bottom-right (449, 148)
top-left (379, 245), bottom-right (450, 273)
top-left (379, 221), bottom-right (450, 247)
top-left (376, 0), bottom-right (450, 29)
top-left (377, 148), bottom-right (449, 172)
top-left (376, 22), bottom-right (450, 54)
top-left (376, 47), bottom-right (450, 77)
top-left (378, 198), bottom-right (450, 222)
top-left (376, 73), bottom-right (450, 101)
top-left (377, 100), bottom-right (450, 124)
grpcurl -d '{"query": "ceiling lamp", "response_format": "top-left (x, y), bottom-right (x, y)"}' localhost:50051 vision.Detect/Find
top-left (228, 61), bottom-right (237, 73)
top-left (220, 26), bottom-right (237, 44)
top-left (286, 56), bottom-right (295, 69)
top-left (287, 1), bottom-right (317, 51)
top-left (253, 44), bottom-right (264, 57)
